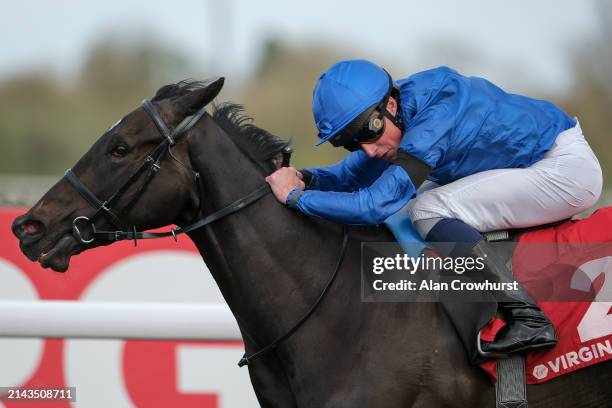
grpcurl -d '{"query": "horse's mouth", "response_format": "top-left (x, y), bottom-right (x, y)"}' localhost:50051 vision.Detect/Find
top-left (36, 234), bottom-right (81, 272)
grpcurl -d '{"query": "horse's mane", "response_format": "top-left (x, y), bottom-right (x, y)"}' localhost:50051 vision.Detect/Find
top-left (153, 80), bottom-right (288, 173)
top-left (211, 103), bottom-right (289, 172)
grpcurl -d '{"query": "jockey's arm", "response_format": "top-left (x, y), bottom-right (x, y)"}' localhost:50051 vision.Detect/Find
top-left (300, 150), bottom-right (389, 192)
top-left (287, 164), bottom-right (417, 225)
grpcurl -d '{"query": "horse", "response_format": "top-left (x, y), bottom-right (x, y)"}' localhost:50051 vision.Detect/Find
top-left (12, 78), bottom-right (612, 407)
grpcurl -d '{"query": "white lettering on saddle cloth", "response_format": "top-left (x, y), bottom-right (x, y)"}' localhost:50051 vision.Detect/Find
top-left (532, 339), bottom-right (612, 380)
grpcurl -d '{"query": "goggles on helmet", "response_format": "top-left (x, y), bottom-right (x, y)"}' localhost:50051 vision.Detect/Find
top-left (327, 73), bottom-right (402, 152)
top-left (328, 106), bottom-right (384, 152)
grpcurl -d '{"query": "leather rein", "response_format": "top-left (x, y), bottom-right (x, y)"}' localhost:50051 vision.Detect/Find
top-left (63, 98), bottom-right (349, 367)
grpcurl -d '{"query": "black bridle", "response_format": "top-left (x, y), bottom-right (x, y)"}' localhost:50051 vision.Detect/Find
top-left (63, 98), bottom-right (349, 368)
top-left (64, 99), bottom-right (272, 245)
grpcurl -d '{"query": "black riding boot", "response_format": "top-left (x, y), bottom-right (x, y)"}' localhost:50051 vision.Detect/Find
top-left (472, 239), bottom-right (557, 356)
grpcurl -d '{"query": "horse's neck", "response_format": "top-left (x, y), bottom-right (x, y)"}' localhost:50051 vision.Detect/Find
top-left (185, 119), bottom-right (339, 345)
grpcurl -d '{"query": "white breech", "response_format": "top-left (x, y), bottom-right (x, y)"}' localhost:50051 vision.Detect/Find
top-left (407, 121), bottom-right (603, 237)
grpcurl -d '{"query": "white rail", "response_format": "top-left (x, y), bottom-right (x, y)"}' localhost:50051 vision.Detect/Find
top-left (0, 301), bottom-right (242, 340)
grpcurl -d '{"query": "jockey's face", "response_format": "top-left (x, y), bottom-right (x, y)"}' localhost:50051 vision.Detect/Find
top-left (360, 97), bottom-right (402, 161)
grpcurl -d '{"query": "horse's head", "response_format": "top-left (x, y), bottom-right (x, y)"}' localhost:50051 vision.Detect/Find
top-left (12, 78), bottom-right (225, 272)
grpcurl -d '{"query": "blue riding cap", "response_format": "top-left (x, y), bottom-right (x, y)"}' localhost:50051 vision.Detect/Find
top-left (312, 59), bottom-right (390, 146)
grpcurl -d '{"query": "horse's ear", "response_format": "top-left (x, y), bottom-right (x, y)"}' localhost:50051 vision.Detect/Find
top-left (175, 77), bottom-right (225, 116)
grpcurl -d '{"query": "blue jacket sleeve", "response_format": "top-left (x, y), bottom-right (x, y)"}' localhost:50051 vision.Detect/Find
top-left (303, 150), bottom-right (389, 192)
top-left (293, 165), bottom-right (416, 225)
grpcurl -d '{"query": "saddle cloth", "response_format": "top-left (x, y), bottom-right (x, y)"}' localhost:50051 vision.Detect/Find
top-left (479, 206), bottom-right (612, 383)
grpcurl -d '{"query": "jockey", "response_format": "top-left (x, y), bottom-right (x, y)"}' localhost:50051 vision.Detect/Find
top-left (265, 59), bottom-right (603, 362)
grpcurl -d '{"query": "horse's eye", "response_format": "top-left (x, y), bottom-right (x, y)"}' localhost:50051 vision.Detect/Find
top-left (110, 144), bottom-right (129, 158)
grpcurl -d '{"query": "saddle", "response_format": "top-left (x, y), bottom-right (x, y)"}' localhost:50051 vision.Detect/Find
top-left (479, 207), bottom-right (612, 384)
top-left (385, 208), bottom-right (612, 376)
top-left (384, 207), bottom-right (612, 407)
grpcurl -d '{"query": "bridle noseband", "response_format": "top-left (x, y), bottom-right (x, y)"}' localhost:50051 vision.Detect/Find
top-left (64, 99), bottom-right (270, 245)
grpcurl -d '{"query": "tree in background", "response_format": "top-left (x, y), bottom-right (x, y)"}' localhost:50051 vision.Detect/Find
top-left (559, 0), bottom-right (611, 185)
top-left (241, 38), bottom-right (348, 169)
top-left (0, 27), bottom-right (609, 191)
top-left (0, 75), bottom-right (67, 173)
top-left (0, 35), bottom-right (196, 175)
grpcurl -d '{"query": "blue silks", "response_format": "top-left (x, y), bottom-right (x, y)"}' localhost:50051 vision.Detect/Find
top-left (396, 66), bottom-right (575, 185)
top-left (294, 66), bottom-right (575, 226)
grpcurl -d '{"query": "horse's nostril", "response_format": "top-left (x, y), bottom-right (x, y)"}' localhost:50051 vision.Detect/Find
top-left (13, 213), bottom-right (48, 243)
top-left (22, 220), bottom-right (44, 235)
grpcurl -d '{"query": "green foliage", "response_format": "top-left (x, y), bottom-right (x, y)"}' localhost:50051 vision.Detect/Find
top-left (0, 31), bottom-right (610, 190)
top-left (242, 38), bottom-right (350, 169)
top-left (556, 1), bottom-right (612, 185)
top-left (0, 36), bottom-right (195, 174)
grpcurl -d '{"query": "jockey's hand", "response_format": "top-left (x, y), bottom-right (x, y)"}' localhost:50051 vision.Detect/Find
top-left (265, 166), bottom-right (305, 204)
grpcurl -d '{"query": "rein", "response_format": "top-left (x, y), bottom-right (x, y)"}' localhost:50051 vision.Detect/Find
top-left (64, 98), bottom-right (350, 368)
top-left (238, 225), bottom-right (349, 366)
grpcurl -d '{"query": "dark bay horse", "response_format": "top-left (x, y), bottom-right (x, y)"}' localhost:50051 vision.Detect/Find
top-left (12, 78), bottom-right (612, 407)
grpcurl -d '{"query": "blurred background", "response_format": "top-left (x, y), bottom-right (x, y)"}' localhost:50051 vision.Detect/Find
top-left (0, 0), bottom-right (610, 206)
top-left (0, 2), bottom-right (611, 406)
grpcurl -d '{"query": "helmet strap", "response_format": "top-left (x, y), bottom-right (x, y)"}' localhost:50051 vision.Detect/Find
top-left (376, 72), bottom-right (403, 131)
top-left (382, 105), bottom-right (403, 131)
